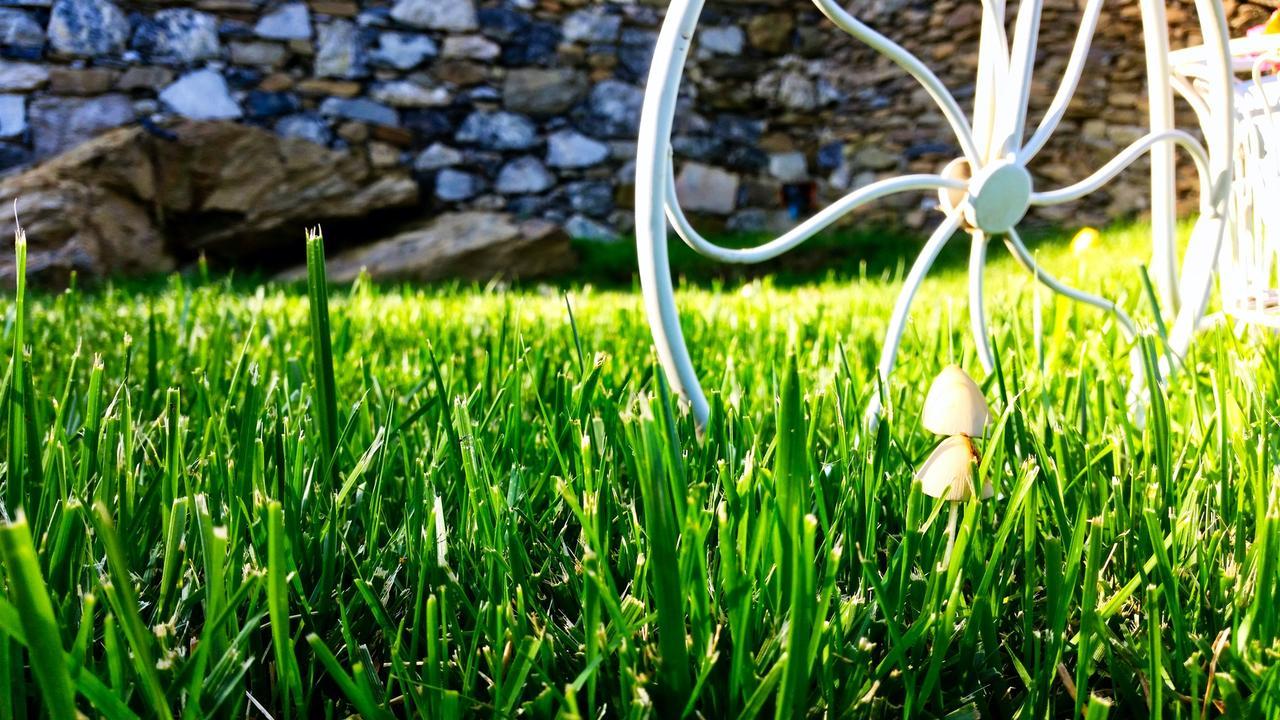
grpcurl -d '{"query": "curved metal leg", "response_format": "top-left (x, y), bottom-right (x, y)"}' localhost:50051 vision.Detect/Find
top-left (1140, 0), bottom-right (1180, 314)
top-left (865, 214), bottom-right (964, 429)
top-left (969, 232), bottom-right (996, 374)
top-left (1168, 214), bottom-right (1228, 360)
top-left (635, 0), bottom-right (710, 426)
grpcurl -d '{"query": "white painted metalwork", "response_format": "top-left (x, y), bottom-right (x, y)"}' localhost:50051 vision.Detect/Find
top-left (636, 0), bottom-right (1235, 430)
top-left (1172, 34), bottom-right (1280, 330)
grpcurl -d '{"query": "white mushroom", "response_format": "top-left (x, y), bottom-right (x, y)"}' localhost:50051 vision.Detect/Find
top-left (917, 435), bottom-right (991, 502)
top-left (921, 365), bottom-right (990, 437)
top-left (917, 434), bottom-right (993, 569)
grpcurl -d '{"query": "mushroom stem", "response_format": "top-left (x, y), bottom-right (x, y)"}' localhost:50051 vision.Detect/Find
top-left (941, 502), bottom-right (959, 572)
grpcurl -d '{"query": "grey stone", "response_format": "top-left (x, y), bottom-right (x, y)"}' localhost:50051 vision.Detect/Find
top-left (319, 96), bottom-right (398, 126)
top-left (229, 40), bottom-right (287, 67)
top-left (255, 2), bottom-right (310, 40)
top-left (132, 9), bottom-right (220, 64)
top-left (370, 80), bottom-right (449, 108)
top-left (582, 80), bottom-right (643, 138)
top-left (315, 20), bottom-right (365, 78)
top-left (28, 94), bottom-right (133, 156)
top-left (47, 0), bottom-right (129, 57)
top-left (435, 168), bottom-right (480, 202)
top-left (777, 72), bottom-right (817, 111)
top-left (455, 110), bottom-right (537, 151)
top-left (495, 156), bottom-right (553, 195)
top-left (564, 214), bottom-right (618, 243)
top-left (699, 25), bottom-right (743, 55)
top-left (441, 34), bottom-right (498, 60)
top-left (275, 113), bottom-right (331, 145)
top-left (851, 145), bottom-right (898, 171)
top-left (0, 61), bottom-right (47, 91)
top-left (371, 31), bottom-right (436, 70)
top-left (675, 162), bottom-right (738, 215)
top-left (159, 69), bottom-right (242, 120)
top-left (562, 7), bottom-right (619, 43)
top-left (565, 180), bottom-right (613, 218)
top-left (390, 0), bottom-right (476, 31)
top-left (768, 152), bottom-right (808, 183)
top-left (0, 94), bottom-right (23, 138)
top-left (0, 9), bottom-right (44, 52)
top-left (503, 67), bottom-right (587, 117)
top-left (546, 129), bottom-right (607, 169)
top-left (277, 211), bottom-right (575, 283)
top-left (413, 142), bottom-right (462, 171)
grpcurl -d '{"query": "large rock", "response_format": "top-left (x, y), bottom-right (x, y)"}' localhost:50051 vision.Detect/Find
top-left (159, 70), bottom-right (242, 120)
top-left (0, 9), bottom-right (45, 56)
top-left (47, 0), bottom-right (129, 56)
top-left (580, 80), bottom-right (643, 139)
top-left (255, 2), bottom-right (310, 40)
top-left (28, 94), bottom-right (133, 156)
top-left (280, 212), bottom-right (575, 283)
top-left (0, 120), bottom-right (419, 284)
top-left (390, 0), bottom-right (476, 31)
top-left (315, 20), bottom-right (365, 78)
top-left (131, 8), bottom-right (220, 64)
top-left (495, 156), bottom-right (553, 195)
top-left (455, 110), bottom-right (537, 151)
top-left (546, 129), bottom-right (608, 169)
top-left (0, 94), bottom-right (24, 138)
top-left (503, 68), bottom-right (586, 117)
top-left (371, 31), bottom-right (435, 70)
top-left (675, 162), bottom-right (739, 215)
top-left (0, 60), bottom-right (47, 91)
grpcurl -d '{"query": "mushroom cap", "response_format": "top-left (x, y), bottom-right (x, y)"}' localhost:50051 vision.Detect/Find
top-left (917, 435), bottom-right (984, 502)
top-left (921, 365), bottom-right (990, 437)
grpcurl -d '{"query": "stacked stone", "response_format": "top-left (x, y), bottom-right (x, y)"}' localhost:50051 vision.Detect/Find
top-left (1, 0), bottom-right (1278, 241)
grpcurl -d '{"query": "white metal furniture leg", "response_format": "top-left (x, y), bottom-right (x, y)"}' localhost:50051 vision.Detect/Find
top-left (968, 232), bottom-right (996, 374)
top-left (1141, 0), bottom-right (1181, 314)
top-left (636, 0), bottom-right (710, 425)
top-left (865, 214), bottom-right (964, 429)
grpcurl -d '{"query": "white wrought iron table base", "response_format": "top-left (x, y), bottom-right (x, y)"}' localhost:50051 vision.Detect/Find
top-left (636, 0), bottom-right (1236, 430)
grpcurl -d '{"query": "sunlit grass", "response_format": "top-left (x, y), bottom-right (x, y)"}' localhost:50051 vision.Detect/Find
top-left (1, 221), bottom-right (1279, 718)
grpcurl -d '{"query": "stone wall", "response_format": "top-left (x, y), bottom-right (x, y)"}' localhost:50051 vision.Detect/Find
top-left (1, 0), bottom-right (1277, 258)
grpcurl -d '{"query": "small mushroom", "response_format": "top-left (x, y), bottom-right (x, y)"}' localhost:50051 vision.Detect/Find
top-left (921, 365), bottom-right (990, 437)
top-left (1071, 227), bottom-right (1100, 257)
top-left (916, 435), bottom-right (993, 502)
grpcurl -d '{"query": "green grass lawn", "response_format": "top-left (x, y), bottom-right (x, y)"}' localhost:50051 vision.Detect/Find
top-left (2, 223), bottom-right (1279, 719)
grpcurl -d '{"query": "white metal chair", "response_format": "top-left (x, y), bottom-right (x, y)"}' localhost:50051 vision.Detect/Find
top-left (635, 0), bottom-right (1236, 428)
top-left (1171, 34), bottom-right (1280, 330)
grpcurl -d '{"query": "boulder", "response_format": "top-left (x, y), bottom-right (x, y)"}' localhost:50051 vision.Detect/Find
top-left (675, 162), bottom-right (739, 215)
top-left (0, 120), bottom-right (419, 284)
top-left (546, 129), bottom-right (608, 169)
top-left (371, 31), bottom-right (435, 70)
top-left (159, 70), bottom-right (242, 120)
top-left (131, 8), bottom-right (220, 64)
top-left (278, 212), bottom-right (575, 283)
top-left (315, 20), bottom-right (365, 78)
top-left (0, 60), bottom-right (47, 91)
top-left (389, 0), bottom-right (475, 31)
top-left (254, 2), bottom-right (310, 40)
top-left (28, 94), bottom-right (133, 157)
top-left (0, 9), bottom-right (45, 55)
top-left (0, 94), bottom-right (26, 139)
top-left (503, 67), bottom-right (587, 117)
top-left (455, 110), bottom-right (537, 151)
top-left (495, 156), bottom-right (553, 195)
top-left (46, 0), bottom-right (129, 56)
